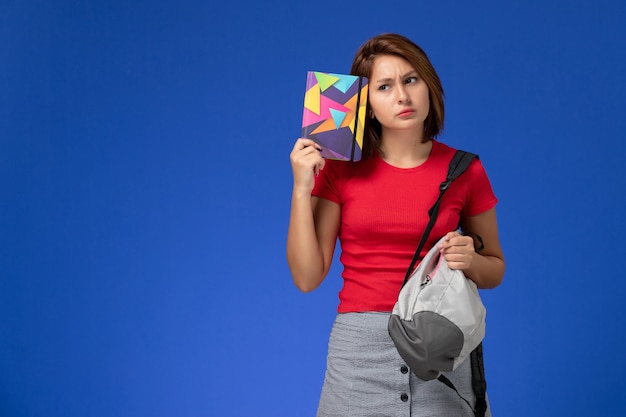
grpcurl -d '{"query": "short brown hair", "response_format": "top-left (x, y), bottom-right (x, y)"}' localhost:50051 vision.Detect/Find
top-left (350, 34), bottom-right (444, 159)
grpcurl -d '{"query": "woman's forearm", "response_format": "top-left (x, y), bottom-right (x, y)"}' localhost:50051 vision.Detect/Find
top-left (465, 252), bottom-right (505, 289)
top-left (286, 191), bottom-right (327, 292)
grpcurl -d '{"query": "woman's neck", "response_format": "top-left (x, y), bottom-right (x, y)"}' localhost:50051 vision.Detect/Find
top-left (379, 130), bottom-right (433, 168)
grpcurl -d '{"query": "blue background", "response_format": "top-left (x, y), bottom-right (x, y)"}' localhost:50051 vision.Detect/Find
top-left (1, 0), bottom-right (625, 415)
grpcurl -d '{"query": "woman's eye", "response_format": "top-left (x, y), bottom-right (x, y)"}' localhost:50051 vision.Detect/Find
top-left (378, 84), bottom-right (389, 91)
top-left (406, 77), bottom-right (418, 84)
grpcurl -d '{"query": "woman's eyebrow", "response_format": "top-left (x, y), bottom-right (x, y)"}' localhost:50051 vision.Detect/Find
top-left (374, 71), bottom-right (418, 84)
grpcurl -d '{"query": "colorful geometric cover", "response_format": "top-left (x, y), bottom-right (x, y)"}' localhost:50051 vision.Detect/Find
top-left (301, 71), bottom-right (369, 161)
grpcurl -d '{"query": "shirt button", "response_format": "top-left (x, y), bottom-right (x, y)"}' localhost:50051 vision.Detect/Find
top-left (400, 393), bottom-right (409, 402)
top-left (400, 365), bottom-right (409, 374)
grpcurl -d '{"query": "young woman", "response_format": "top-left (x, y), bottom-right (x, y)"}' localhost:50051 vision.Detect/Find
top-left (287, 33), bottom-right (505, 417)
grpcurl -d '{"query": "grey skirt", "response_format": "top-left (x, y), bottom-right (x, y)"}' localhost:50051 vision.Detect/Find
top-left (316, 312), bottom-right (491, 417)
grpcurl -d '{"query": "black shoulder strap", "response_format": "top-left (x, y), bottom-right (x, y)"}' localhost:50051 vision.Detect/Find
top-left (437, 344), bottom-right (487, 417)
top-left (401, 150), bottom-right (478, 288)
top-left (471, 343), bottom-right (487, 417)
top-left (445, 151), bottom-right (479, 187)
top-left (440, 344), bottom-right (487, 417)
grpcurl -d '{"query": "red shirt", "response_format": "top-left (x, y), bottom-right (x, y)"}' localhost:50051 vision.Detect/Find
top-left (312, 140), bottom-right (498, 313)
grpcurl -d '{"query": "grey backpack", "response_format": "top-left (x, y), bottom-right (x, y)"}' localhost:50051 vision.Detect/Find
top-left (388, 235), bottom-right (486, 379)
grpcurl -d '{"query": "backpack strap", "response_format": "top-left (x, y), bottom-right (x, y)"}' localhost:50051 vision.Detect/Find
top-left (437, 346), bottom-right (487, 417)
top-left (401, 150), bottom-right (478, 288)
top-left (471, 343), bottom-right (488, 417)
top-left (428, 150), bottom-right (478, 219)
top-left (437, 374), bottom-right (476, 413)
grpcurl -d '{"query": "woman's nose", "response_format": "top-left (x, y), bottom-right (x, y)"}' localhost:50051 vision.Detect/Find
top-left (396, 85), bottom-right (409, 103)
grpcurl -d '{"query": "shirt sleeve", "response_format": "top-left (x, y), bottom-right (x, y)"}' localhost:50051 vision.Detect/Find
top-left (460, 158), bottom-right (499, 217)
top-left (311, 160), bottom-right (343, 204)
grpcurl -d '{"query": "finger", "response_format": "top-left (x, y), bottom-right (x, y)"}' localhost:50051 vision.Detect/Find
top-left (291, 146), bottom-right (323, 168)
top-left (444, 235), bottom-right (473, 249)
top-left (443, 250), bottom-right (461, 265)
top-left (311, 156), bottom-right (326, 177)
top-left (300, 148), bottom-right (325, 164)
top-left (439, 231), bottom-right (461, 250)
top-left (443, 253), bottom-right (469, 269)
top-left (292, 147), bottom-right (322, 166)
top-left (440, 242), bottom-right (474, 260)
top-left (294, 138), bottom-right (321, 152)
top-left (293, 152), bottom-right (325, 178)
top-left (446, 260), bottom-right (465, 271)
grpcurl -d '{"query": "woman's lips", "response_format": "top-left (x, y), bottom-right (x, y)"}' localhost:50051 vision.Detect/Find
top-left (398, 108), bottom-right (415, 117)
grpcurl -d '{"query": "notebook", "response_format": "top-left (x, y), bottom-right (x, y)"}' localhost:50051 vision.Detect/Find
top-left (301, 71), bottom-right (368, 161)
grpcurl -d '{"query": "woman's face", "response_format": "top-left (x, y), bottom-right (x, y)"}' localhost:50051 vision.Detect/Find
top-left (368, 54), bottom-right (430, 135)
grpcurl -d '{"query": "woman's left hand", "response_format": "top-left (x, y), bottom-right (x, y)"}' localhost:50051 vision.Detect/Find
top-left (439, 231), bottom-right (475, 271)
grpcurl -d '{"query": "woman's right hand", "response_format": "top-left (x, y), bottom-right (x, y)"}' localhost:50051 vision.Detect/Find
top-left (290, 138), bottom-right (325, 195)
